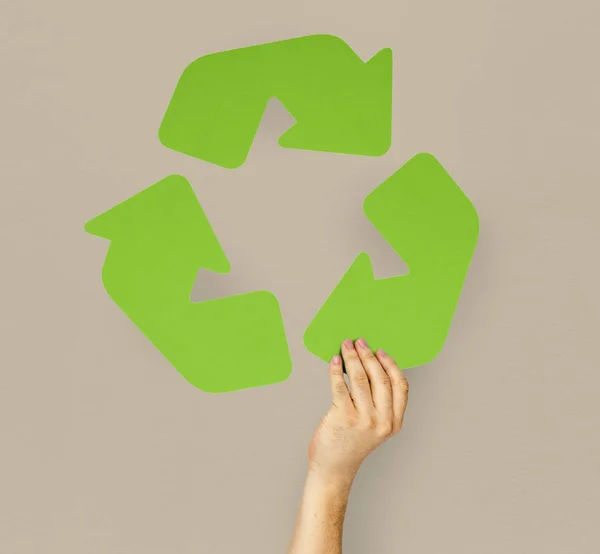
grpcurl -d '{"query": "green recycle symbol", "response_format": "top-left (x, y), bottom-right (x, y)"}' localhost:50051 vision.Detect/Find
top-left (85, 35), bottom-right (479, 393)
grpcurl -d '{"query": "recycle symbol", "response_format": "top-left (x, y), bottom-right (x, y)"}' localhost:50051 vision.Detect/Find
top-left (85, 34), bottom-right (479, 393)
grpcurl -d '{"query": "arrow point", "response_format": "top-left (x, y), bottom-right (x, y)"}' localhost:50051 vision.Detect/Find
top-left (366, 47), bottom-right (393, 72)
top-left (278, 44), bottom-right (392, 157)
top-left (346, 251), bottom-right (375, 283)
top-left (83, 175), bottom-right (230, 275)
top-left (304, 253), bottom-right (375, 360)
top-left (84, 215), bottom-right (111, 239)
top-left (330, 252), bottom-right (376, 303)
top-left (322, 252), bottom-right (376, 312)
top-left (363, 47), bottom-right (393, 156)
top-left (315, 253), bottom-right (375, 307)
top-left (83, 175), bottom-right (190, 241)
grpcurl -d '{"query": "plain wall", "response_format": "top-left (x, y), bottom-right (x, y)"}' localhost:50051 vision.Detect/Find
top-left (1, 1), bottom-right (599, 552)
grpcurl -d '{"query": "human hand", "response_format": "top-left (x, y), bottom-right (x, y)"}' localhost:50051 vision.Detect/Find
top-left (308, 339), bottom-right (409, 482)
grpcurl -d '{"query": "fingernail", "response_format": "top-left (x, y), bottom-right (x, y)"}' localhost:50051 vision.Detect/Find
top-left (357, 338), bottom-right (368, 348)
top-left (331, 355), bottom-right (341, 364)
top-left (378, 349), bottom-right (387, 357)
top-left (343, 339), bottom-right (354, 349)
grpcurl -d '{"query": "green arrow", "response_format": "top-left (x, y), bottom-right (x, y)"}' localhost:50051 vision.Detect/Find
top-left (304, 153), bottom-right (479, 368)
top-left (85, 175), bottom-right (292, 393)
top-left (158, 34), bottom-right (392, 168)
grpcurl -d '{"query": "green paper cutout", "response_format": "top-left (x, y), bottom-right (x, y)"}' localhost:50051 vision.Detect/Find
top-left (304, 153), bottom-right (479, 368)
top-left (85, 175), bottom-right (292, 393)
top-left (158, 34), bottom-right (392, 168)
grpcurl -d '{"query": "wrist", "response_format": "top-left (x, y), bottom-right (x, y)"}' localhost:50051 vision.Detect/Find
top-left (306, 463), bottom-right (358, 491)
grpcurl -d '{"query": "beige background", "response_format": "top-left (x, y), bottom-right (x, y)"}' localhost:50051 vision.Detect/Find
top-left (2, 0), bottom-right (600, 552)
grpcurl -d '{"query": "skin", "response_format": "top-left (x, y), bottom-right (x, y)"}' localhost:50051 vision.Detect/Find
top-left (286, 338), bottom-right (409, 554)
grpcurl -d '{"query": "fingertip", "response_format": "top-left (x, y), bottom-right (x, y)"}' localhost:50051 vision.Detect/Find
top-left (342, 338), bottom-right (354, 350)
top-left (330, 355), bottom-right (346, 378)
top-left (376, 349), bottom-right (395, 364)
top-left (377, 349), bottom-right (403, 373)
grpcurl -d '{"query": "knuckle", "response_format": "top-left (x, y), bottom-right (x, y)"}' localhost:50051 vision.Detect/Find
top-left (387, 365), bottom-right (402, 380)
top-left (377, 372), bottom-right (391, 386)
top-left (361, 349), bottom-right (377, 360)
top-left (345, 350), bottom-right (359, 362)
top-left (384, 357), bottom-right (400, 371)
top-left (376, 421), bottom-right (393, 437)
top-left (345, 346), bottom-right (359, 357)
top-left (353, 372), bottom-right (369, 386)
top-left (360, 414), bottom-right (377, 430)
top-left (330, 366), bottom-right (343, 377)
top-left (335, 381), bottom-right (348, 396)
top-left (390, 371), bottom-right (408, 390)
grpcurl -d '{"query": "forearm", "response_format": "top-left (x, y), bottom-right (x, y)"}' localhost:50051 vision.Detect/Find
top-left (287, 468), bottom-right (356, 554)
top-left (287, 340), bottom-right (409, 553)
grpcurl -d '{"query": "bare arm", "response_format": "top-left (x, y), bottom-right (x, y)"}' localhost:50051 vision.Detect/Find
top-left (287, 338), bottom-right (409, 554)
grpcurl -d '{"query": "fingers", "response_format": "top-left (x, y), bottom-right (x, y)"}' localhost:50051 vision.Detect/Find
top-left (341, 339), bottom-right (374, 412)
top-left (355, 338), bottom-right (392, 416)
top-left (376, 349), bottom-right (409, 433)
top-left (328, 355), bottom-right (354, 411)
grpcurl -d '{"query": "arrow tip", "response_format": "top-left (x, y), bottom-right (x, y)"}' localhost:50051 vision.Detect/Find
top-left (84, 214), bottom-right (111, 239)
top-left (83, 175), bottom-right (231, 274)
top-left (278, 47), bottom-right (392, 157)
top-left (84, 174), bottom-right (194, 241)
top-left (304, 252), bottom-right (375, 361)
